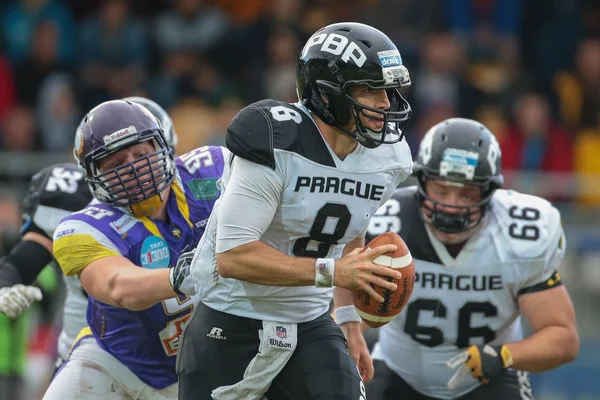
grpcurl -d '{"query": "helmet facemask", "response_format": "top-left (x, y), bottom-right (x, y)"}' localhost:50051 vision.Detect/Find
top-left (415, 170), bottom-right (500, 236)
top-left (314, 65), bottom-right (412, 149)
top-left (85, 131), bottom-right (176, 218)
top-left (417, 182), bottom-right (492, 235)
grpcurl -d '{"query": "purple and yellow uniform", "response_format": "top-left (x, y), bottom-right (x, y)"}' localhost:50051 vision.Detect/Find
top-left (52, 146), bottom-right (227, 389)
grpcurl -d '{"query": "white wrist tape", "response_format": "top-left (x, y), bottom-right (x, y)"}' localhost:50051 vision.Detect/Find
top-left (335, 305), bottom-right (362, 325)
top-left (315, 258), bottom-right (335, 288)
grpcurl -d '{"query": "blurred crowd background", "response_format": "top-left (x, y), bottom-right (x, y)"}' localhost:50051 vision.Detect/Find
top-left (0, 0), bottom-right (598, 399)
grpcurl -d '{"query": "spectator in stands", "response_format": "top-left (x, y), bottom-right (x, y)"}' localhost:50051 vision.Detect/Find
top-left (573, 107), bottom-right (600, 206)
top-left (501, 91), bottom-right (573, 173)
top-left (152, 0), bottom-right (230, 107)
top-left (554, 38), bottom-right (600, 131)
top-left (35, 74), bottom-right (80, 153)
top-left (262, 26), bottom-right (301, 102)
top-left (1, 0), bottom-right (74, 65)
top-left (183, 60), bottom-right (240, 107)
top-left (412, 33), bottom-right (478, 118)
top-left (154, 0), bottom-right (230, 56)
top-left (0, 106), bottom-right (37, 152)
top-left (79, 0), bottom-right (149, 108)
top-left (0, 55), bottom-right (17, 121)
top-left (14, 21), bottom-right (67, 107)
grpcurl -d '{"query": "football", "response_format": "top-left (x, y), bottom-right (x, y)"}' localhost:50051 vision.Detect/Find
top-left (353, 232), bottom-right (416, 328)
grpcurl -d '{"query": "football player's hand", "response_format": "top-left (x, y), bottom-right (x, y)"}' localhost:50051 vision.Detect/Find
top-left (335, 245), bottom-right (402, 303)
top-left (0, 284), bottom-right (43, 318)
top-left (170, 251), bottom-right (197, 296)
top-left (446, 344), bottom-right (513, 389)
top-left (340, 321), bottom-right (374, 382)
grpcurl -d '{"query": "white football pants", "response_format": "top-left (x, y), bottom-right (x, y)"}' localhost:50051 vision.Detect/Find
top-left (43, 335), bottom-right (178, 400)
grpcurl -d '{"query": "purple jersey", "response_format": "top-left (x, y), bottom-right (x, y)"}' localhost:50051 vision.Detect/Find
top-left (53, 146), bottom-right (228, 389)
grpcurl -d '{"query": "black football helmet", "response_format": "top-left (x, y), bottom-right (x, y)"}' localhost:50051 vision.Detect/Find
top-left (413, 118), bottom-right (504, 233)
top-left (297, 22), bottom-right (412, 148)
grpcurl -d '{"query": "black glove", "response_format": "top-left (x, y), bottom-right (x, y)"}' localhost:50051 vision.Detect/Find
top-left (169, 251), bottom-right (196, 295)
top-left (447, 344), bottom-right (513, 388)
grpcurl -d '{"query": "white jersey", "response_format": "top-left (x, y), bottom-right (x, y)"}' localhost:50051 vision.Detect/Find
top-left (192, 99), bottom-right (413, 323)
top-left (367, 187), bottom-right (566, 399)
top-left (21, 163), bottom-right (92, 359)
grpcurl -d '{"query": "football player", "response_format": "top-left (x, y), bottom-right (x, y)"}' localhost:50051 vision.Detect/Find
top-left (41, 99), bottom-right (225, 399)
top-left (170, 22), bottom-right (414, 399)
top-left (364, 118), bottom-right (579, 399)
top-left (0, 97), bottom-right (178, 371)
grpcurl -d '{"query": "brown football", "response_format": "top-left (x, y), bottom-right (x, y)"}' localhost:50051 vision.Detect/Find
top-left (353, 232), bottom-right (416, 328)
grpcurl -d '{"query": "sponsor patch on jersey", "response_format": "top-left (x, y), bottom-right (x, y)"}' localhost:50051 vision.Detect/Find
top-left (187, 178), bottom-right (219, 200)
top-left (140, 235), bottom-right (171, 269)
top-left (377, 50), bottom-right (402, 67)
top-left (103, 125), bottom-right (137, 145)
top-left (110, 214), bottom-right (137, 235)
top-left (440, 148), bottom-right (479, 180)
top-left (55, 228), bottom-right (75, 239)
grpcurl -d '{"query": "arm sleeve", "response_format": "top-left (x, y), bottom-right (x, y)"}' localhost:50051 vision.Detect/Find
top-left (215, 156), bottom-right (284, 253)
top-left (0, 240), bottom-right (53, 286)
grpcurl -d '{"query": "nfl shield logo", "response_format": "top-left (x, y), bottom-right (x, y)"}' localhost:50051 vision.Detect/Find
top-left (276, 326), bottom-right (287, 338)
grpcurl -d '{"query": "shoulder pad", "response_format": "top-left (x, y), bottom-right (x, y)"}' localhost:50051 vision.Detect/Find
top-left (491, 189), bottom-right (562, 261)
top-left (226, 100), bottom-right (335, 170)
top-left (177, 145), bottom-right (228, 180)
top-left (23, 163), bottom-right (90, 214)
top-left (21, 163), bottom-right (92, 238)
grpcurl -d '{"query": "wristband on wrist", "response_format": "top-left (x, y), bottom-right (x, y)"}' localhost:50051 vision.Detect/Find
top-left (335, 305), bottom-right (362, 325)
top-left (315, 258), bottom-right (335, 288)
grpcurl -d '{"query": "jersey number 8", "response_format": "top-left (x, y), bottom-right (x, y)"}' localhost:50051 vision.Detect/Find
top-left (293, 203), bottom-right (351, 258)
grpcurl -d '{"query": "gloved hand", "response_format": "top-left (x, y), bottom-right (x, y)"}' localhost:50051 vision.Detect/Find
top-left (170, 250), bottom-right (197, 296)
top-left (446, 344), bottom-right (513, 389)
top-left (0, 284), bottom-right (43, 318)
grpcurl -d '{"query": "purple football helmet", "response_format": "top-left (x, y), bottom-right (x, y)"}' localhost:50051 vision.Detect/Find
top-left (74, 99), bottom-right (176, 216)
top-left (123, 96), bottom-right (178, 150)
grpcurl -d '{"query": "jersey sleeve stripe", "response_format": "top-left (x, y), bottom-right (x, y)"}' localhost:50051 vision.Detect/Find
top-left (54, 233), bottom-right (122, 276)
top-left (173, 178), bottom-right (193, 229)
top-left (53, 219), bottom-right (123, 276)
top-left (67, 327), bottom-right (93, 358)
top-left (139, 217), bottom-right (163, 239)
top-left (517, 270), bottom-right (563, 296)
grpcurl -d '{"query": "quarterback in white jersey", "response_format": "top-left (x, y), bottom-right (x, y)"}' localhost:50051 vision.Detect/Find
top-left (173, 22), bottom-right (414, 400)
top-left (365, 118), bottom-right (579, 400)
top-left (0, 97), bottom-right (178, 368)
